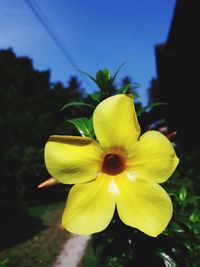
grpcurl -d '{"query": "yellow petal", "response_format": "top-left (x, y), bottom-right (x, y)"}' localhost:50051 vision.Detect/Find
top-left (45, 135), bottom-right (103, 184)
top-left (127, 130), bottom-right (179, 183)
top-left (93, 94), bottom-right (140, 152)
top-left (116, 174), bottom-right (172, 237)
top-left (62, 174), bottom-right (115, 235)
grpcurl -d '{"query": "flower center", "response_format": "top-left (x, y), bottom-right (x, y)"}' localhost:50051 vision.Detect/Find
top-left (102, 153), bottom-right (126, 175)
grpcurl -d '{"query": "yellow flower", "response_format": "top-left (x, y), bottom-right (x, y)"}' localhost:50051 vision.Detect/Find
top-left (44, 94), bottom-right (179, 237)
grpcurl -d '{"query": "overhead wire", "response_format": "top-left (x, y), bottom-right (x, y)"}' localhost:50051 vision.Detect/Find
top-left (24, 0), bottom-right (80, 71)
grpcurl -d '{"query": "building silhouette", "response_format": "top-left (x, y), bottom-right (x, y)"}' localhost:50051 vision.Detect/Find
top-left (153, 0), bottom-right (199, 152)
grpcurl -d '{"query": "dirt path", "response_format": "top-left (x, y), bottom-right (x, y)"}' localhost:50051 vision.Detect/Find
top-left (53, 234), bottom-right (91, 267)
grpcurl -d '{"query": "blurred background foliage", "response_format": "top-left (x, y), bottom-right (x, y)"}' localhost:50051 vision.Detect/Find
top-left (0, 48), bottom-right (200, 267)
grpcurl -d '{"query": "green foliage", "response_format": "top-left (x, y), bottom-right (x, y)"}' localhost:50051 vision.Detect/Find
top-left (111, 62), bottom-right (126, 83)
top-left (178, 187), bottom-right (187, 202)
top-left (80, 63), bottom-right (126, 93)
top-left (68, 117), bottom-right (95, 138)
top-left (80, 63), bottom-right (139, 102)
top-left (61, 101), bottom-right (94, 111)
top-left (158, 251), bottom-right (177, 267)
top-left (96, 69), bottom-right (110, 91)
top-left (0, 258), bottom-right (11, 267)
top-left (116, 84), bottom-right (140, 99)
top-left (80, 68), bottom-right (114, 98)
top-left (89, 92), bottom-right (102, 102)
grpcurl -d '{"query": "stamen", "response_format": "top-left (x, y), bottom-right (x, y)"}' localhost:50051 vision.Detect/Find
top-left (166, 131), bottom-right (177, 140)
top-left (37, 177), bottom-right (59, 188)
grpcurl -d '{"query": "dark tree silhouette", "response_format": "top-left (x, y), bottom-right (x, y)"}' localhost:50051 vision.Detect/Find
top-left (0, 48), bottom-right (85, 209)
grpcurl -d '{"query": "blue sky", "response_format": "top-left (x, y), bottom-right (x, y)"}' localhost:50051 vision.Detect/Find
top-left (0, 0), bottom-right (176, 105)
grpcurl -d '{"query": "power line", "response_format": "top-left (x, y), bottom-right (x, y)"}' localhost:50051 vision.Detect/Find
top-left (24, 0), bottom-right (80, 71)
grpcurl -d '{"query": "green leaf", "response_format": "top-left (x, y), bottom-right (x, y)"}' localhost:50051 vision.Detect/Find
top-left (68, 117), bottom-right (94, 138)
top-left (132, 91), bottom-right (140, 99)
top-left (61, 101), bottom-right (95, 111)
top-left (158, 251), bottom-right (177, 267)
top-left (189, 210), bottom-right (200, 223)
top-left (137, 102), bottom-right (168, 117)
top-left (96, 69), bottom-right (110, 90)
top-left (111, 62), bottom-right (126, 83)
top-left (185, 195), bottom-right (200, 204)
top-left (170, 222), bottom-right (184, 233)
top-left (179, 187), bottom-right (187, 202)
top-left (39, 148), bottom-right (44, 153)
top-left (0, 258), bottom-right (11, 267)
top-left (79, 70), bottom-right (97, 84)
top-left (88, 116), bottom-right (95, 138)
top-left (183, 241), bottom-right (192, 251)
top-left (89, 92), bottom-right (102, 102)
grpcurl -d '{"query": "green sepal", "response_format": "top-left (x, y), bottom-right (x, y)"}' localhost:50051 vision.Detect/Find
top-left (137, 102), bottom-right (168, 117)
top-left (61, 101), bottom-right (95, 111)
top-left (68, 117), bottom-right (95, 138)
